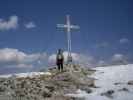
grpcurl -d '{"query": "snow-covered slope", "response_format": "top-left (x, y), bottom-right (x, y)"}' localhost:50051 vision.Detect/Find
top-left (67, 64), bottom-right (133, 100)
top-left (0, 71), bottom-right (51, 78)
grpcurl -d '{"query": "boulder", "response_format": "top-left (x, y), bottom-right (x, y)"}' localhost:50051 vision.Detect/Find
top-left (118, 88), bottom-right (129, 92)
top-left (128, 80), bottom-right (133, 85)
top-left (101, 90), bottom-right (114, 99)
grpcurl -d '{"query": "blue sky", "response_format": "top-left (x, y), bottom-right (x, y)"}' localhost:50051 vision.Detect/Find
top-left (0, 0), bottom-right (132, 74)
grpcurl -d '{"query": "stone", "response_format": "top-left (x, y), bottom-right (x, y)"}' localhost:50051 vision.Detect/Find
top-left (118, 88), bottom-right (129, 92)
top-left (78, 86), bottom-right (92, 93)
top-left (45, 85), bottom-right (55, 92)
top-left (128, 80), bottom-right (133, 85)
top-left (42, 90), bottom-right (52, 98)
top-left (101, 90), bottom-right (114, 99)
top-left (0, 85), bottom-right (6, 93)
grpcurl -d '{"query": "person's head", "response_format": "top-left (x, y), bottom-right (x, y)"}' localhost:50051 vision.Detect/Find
top-left (58, 49), bottom-right (63, 54)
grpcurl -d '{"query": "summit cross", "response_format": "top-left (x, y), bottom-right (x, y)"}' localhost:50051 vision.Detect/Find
top-left (57, 15), bottom-right (80, 63)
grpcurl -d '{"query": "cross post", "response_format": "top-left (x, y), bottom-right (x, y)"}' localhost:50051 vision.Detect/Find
top-left (57, 15), bottom-right (80, 63)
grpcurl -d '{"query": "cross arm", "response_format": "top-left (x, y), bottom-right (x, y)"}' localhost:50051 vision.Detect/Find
top-left (70, 25), bottom-right (80, 29)
top-left (57, 24), bottom-right (67, 28)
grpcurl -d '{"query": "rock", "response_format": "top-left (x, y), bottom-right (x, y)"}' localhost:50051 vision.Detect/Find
top-left (114, 82), bottom-right (123, 85)
top-left (52, 72), bottom-right (73, 82)
top-left (46, 95), bottom-right (78, 100)
top-left (101, 90), bottom-right (114, 99)
top-left (78, 86), bottom-right (92, 93)
top-left (128, 80), bottom-right (133, 85)
top-left (45, 85), bottom-right (55, 92)
top-left (0, 85), bottom-right (6, 93)
top-left (42, 90), bottom-right (52, 98)
top-left (118, 88), bottom-right (129, 92)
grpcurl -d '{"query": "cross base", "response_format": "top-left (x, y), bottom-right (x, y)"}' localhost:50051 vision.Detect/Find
top-left (67, 56), bottom-right (72, 63)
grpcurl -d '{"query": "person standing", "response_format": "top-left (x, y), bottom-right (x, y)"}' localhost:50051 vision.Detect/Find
top-left (56, 49), bottom-right (64, 72)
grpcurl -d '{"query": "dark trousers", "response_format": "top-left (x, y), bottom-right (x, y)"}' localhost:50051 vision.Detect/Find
top-left (57, 63), bottom-right (63, 71)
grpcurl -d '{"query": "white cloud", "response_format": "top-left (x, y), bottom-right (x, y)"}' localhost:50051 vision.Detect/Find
top-left (48, 51), bottom-right (94, 67)
top-left (24, 22), bottom-right (36, 29)
top-left (111, 54), bottom-right (128, 65)
top-left (0, 15), bottom-right (18, 31)
top-left (97, 60), bottom-right (108, 67)
top-left (0, 48), bottom-right (25, 63)
top-left (48, 54), bottom-right (56, 64)
top-left (96, 54), bottom-right (130, 67)
top-left (0, 48), bottom-right (47, 68)
top-left (112, 54), bottom-right (124, 61)
top-left (119, 38), bottom-right (129, 44)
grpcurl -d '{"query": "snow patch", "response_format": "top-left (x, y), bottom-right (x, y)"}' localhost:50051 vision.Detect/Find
top-left (66, 64), bottom-right (133, 100)
top-left (0, 72), bottom-right (51, 78)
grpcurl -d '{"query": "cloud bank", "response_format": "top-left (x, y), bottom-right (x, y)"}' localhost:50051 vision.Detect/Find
top-left (0, 48), bottom-right (131, 74)
top-left (111, 53), bottom-right (128, 65)
top-left (0, 48), bottom-right (47, 69)
top-left (49, 51), bottom-right (95, 67)
top-left (0, 48), bottom-right (129, 68)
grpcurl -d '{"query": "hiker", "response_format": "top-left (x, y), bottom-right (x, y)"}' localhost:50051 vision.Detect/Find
top-left (56, 49), bottom-right (64, 71)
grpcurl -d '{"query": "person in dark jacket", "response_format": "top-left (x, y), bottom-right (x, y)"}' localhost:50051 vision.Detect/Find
top-left (56, 49), bottom-right (64, 72)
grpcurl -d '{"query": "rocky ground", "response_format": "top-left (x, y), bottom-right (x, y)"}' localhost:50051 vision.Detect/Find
top-left (0, 64), bottom-right (96, 100)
